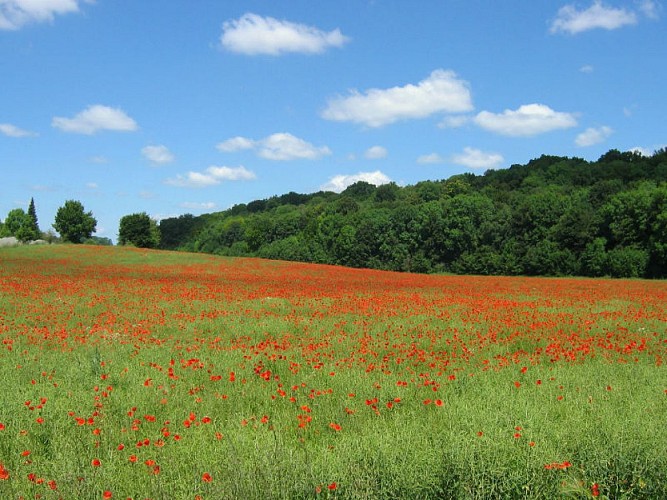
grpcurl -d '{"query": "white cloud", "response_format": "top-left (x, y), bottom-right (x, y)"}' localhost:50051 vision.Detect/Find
top-left (575, 126), bottom-right (614, 146)
top-left (258, 133), bottom-right (331, 160)
top-left (0, 123), bottom-right (37, 137)
top-left (165, 165), bottom-right (256, 188)
top-left (220, 13), bottom-right (349, 55)
top-left (322, 69), bottom-right (473, 127)
top-left (218, 132), bottom-right (331, 160)
top-left (216, 136), bottom-right (255, 152)
top-left (142, 145), bottom-right (175, 165)
top-left (474, 104), bottom-right (577, 137)
top-left (86, 182), bottom-right (98, 189)
top-left (451, 147), bottom-right (504, 170)
top-left (438, 115), bottom-right (470, 129)
top-left (320, 170), bottom-right (392, 193)
top-left (579, 64), bottom-right (594, 73)
top-left (52, 105), bottom-right (138, 134)
top-left (180, 201), bottom-right (217, 211)
top-left (364, 145), bottom-right (387, 159)
top-left (550, 1), bottom-right (638, 34)
top-left (417, 153), bottom-right (444, 164)
top-left (0, 0), bottom-right (92, 30)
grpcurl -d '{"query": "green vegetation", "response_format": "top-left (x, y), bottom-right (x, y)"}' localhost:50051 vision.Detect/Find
top-left (118, 212), bottom-right (160, 248)
top-left (0, 245), bottom-right (665, 499)
top-left (53, 200), bottom-right (97, 244)
top-left (158, 148), bottom-right (667, 278)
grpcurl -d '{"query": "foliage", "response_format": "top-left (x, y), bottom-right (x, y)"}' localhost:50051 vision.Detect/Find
top-left (118, 212), bottom-right (160, 248)
top-left (1, 208), bottom-right (31, 242)
top-left (159, 148), bottom-right (667, 278)
top-left (53, 200), bottom-right (97, 244)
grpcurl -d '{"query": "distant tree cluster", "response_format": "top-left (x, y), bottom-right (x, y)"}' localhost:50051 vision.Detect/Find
top-left (157, 149), bottom-right (667, 279)
top-left (0, 198), bottom-right (41, 242)
top-left (1, 198), bottom-right (97, 244)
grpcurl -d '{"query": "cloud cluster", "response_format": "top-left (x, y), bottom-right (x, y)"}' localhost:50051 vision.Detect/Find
top-left (0, 0), bottom-right (92, 30)
top-left (550, 0), bottom-right (659, 35)
top-left (52, 105), bottom-right (138, 135)
top-left (166, 166), bottom-right (256, 188)
top-left (321, 69), bottom-right (473, 127)
top-left (221, 13), bottom-right (349, 55)
top-left (320, 170), bottom-right (392, 193)
top-left (474, 104), bottom-right (577, 137)
top-left (575, 126), bottom-right (613, 146)
top-left (217, 133), bottom-right (331, 161)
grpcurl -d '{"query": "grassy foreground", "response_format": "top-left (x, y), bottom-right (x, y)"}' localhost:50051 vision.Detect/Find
top-left (0, 245), bottom-right (665, 499)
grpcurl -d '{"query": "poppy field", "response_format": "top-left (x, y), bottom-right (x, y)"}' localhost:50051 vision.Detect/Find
top-left (0, 245), bottom-right (665, 499)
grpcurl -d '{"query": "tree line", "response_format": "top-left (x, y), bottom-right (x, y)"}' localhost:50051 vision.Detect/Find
top-left (158, 149), bottom-right (667, 278)
top-left (3, 148), bottom-right (666, 278)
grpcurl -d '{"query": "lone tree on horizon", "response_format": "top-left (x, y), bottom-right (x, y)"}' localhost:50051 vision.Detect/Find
top-left (27, 197), bottom-right (41, 239)
top-left (53, 200), bottom-right (97, 243)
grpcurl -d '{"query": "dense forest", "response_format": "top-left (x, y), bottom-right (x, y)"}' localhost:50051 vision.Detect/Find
top-left (158, 149), bottom-right (667, 278)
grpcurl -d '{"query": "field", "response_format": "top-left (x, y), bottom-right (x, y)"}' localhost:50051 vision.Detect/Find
top-left (0, 245), bottom-right (665, 499)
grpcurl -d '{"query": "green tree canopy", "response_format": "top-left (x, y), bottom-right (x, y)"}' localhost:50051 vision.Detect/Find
top-left (118, 212), bottom-right (160, 248)
top-left (53, 200), bottom-right (97, 243)
top-left (27, 197), bottom-right (40, 239)
top-left (2, 208), bottom-right (35, 242)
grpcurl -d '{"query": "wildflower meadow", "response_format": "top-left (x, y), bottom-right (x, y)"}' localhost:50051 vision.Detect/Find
top-left (0, 245), bottom-right (665, 499)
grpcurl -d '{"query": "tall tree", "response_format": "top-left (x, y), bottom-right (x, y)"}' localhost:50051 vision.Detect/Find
top-left (53, 200), bottom-right (97, 243)
top-left (27, 197), bottom-right (41, 240)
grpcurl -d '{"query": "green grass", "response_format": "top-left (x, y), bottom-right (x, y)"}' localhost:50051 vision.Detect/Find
top-left (0, 244), bottom-right (665, 499)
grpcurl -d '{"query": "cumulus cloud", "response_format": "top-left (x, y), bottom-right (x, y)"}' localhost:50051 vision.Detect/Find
top-left (474, 104), bottom-right (577, 137)
top-left (142, 145), bottom-right (174, 165)
top-left (0, 123), bottom-right (37, 137)
top-left (575, 126), bottom-right (613, 146)
top-left (322, 69), bottom-right (473, 127)
top-left (216, 136), bottom-right (255, 152)
top-left (364, 146), bottom-right (387, 159)
top-left (52, 105), bottom-right (138, 134)
top-left (451, 147), bottom-right (504, 170)
top-left (165, 165), bottom-right (256, 188)
top-left (417, 153), bottom-right (445, 164)
top-left (220, 13), bottom-right (349, 55)
top-left (550, 1), bottom-right (638, 34)
top-left (0, 0), bottom-right (92, 30)
top-left (320, 170), bottom-right (392, 193)
top-left (217, 133), bottom-right (331, 160)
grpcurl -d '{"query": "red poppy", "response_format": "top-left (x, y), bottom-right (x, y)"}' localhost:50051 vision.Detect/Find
top-left (202, 472), bottom-right (212, 482)
top-left (328, 482), bottom-right (337, 490)
top-left (91, 459), bottom-right (101, 467)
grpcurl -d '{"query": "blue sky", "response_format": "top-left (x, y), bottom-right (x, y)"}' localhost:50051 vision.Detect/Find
top-left (1, 0), bottom-right (665, 242)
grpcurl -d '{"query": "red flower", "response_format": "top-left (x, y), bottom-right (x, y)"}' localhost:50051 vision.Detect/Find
top-left (202, 472), bottom-right (212, 482)
top-left (91, 458), bottom-right (101, 467)
top-left (329, 422), bottom-right (342, 431)
top-left (328, 482), bottom-right (337, 490)
top-left (103, 491), bottom-right (113, 499)
top-left (0, 463), bottom-right (9, 480)
top-left (591, 483), bottom-right (600, 497)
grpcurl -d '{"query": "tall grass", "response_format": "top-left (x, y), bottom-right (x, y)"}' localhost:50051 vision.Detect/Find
top-left (0, 245), bottom-right (665, 499)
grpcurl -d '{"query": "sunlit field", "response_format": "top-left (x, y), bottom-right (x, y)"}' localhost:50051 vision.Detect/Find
top-left (0, 245), bottom-right (665, 499)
